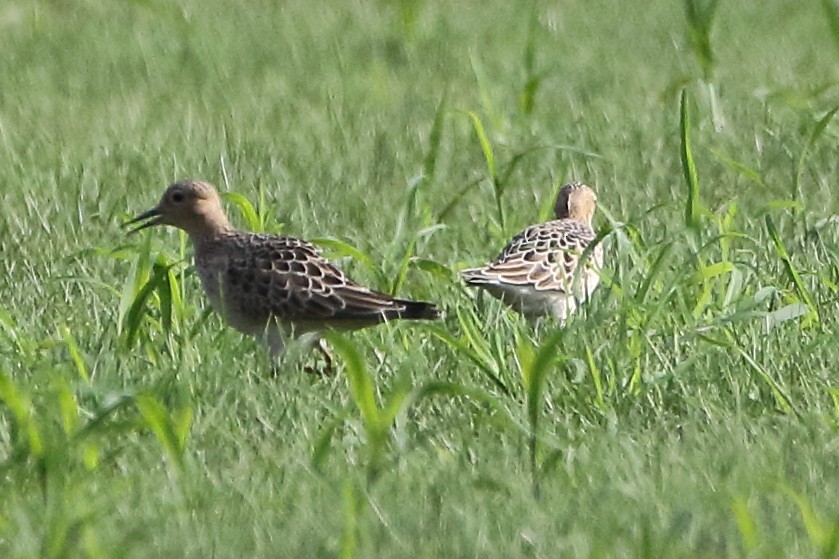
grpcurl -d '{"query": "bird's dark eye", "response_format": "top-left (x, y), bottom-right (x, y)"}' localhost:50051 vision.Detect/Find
top-left (172, 192), bottom-right (185, 203)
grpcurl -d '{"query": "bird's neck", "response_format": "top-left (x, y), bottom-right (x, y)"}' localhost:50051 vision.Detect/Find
top-left (188, 222), bottom-right (235, 255)
top-left (559, 212), bottom-right (592, 227)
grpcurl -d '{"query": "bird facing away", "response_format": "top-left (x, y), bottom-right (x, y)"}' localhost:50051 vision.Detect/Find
top-left (460, 182), bottom-right (603, 321)
top-left (125, 180), bottom-right (440, 364)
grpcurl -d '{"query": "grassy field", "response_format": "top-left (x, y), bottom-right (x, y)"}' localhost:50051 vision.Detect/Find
top-left (1, 0), bottom-right (839, 556)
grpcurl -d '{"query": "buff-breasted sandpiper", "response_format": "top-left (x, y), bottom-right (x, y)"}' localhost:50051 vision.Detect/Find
top-left (460, 182), bottom-right (603, 321)
top-left (125, 180), bottom-right (440, 366)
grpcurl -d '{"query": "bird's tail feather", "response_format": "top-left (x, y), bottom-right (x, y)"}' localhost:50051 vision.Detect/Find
top-left (392, 299), bottom-right (441, 321)
top-left (460, 267), bottom-right (491, 285)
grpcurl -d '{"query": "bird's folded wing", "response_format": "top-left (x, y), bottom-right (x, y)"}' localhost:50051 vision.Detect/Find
top-left (227, 236), bottom-right (404, 321)
top-left (475, 221), bottom-right (597, 292)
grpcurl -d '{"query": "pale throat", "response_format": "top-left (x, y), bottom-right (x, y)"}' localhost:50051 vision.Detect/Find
top-left (186, 209), bottom-right (233, 242)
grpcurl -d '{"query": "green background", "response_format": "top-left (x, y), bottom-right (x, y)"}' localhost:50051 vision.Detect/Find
top-left (1, 0), bottom-right (838, 557)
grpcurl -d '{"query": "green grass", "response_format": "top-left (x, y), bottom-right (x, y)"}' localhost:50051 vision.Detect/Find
top-left (1, 0), bottom-right (839, 557)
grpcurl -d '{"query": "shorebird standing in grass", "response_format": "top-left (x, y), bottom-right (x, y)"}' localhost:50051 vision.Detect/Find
top-left (460, 182), bottom-right (603, 322)
top-left (125, 179), bottom-right (440, 370)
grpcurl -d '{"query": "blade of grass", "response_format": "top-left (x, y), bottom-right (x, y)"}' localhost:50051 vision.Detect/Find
top-left (0, 370), bottom-right (43, 459)
top-left (683, 0), bottom-right (721, 82)
top-left (123, 259), bottom-right (179, 348)
top-left (708, 147), bottom-right (767, 187)
top-left (389, 238), bottom-right (416, 296)
top-left (436, 176), bottom-right (483, 223)
top-left (464, 112), bottom-right (496, 183)
top-left (765, 214), bottom-right (819, 324)
top-left (519, 8), bottom-right (543, 115)
top-left (822, 0), bottom-right (839, 57)
top-left (679, 89), bottom-right (701, 232)
top-left (423, 93), bottom-right (447, 182)
top-left (117, 242), bottom-right (152, 337)
top-left (327, 333), bottom-right (379, 433)
top-left (779, 485), bottom-right (832, 551)
top-left (453, 306), bottom-right (503, 380)
top-left (135, 394), bottom-right (190, 474)
top-left (584, 342), bottom-right (604, 409)
top-left (731, 497), bottom-right (758, 552)
top-left (0, 307), bottom-right (29, 356)
top-left (59, 325), bottom-right (90, 384)
top-left (340, 479), bottom-right (360, 559)
top-left (427, 326), bottom-right (510, 396)
top-left (463, 110), bottom-right (503, 229)
top-left (409, 258), bottom-right (455, 282)
top-left (470, 55), bottom-right (500, 131)
top-left (520, 328), bottom-right (566, 497)
top-left (311, 414), bottom-right (346, 475)
top-left (310, 237), bottom-right (377, 277)
top-left (222, 192), bottom-right (262, 232)
top-left (794, 105), bottom-right (839, 209)
top-left (733, 344), bottom-right (794, 414)
top-left (409, 380), bottom-right (526, 435)
top-left (54, 380), bottom-right (80, 436)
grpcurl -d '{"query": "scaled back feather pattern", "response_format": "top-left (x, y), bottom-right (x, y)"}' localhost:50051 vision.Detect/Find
top-left (461, 182), bottom-right (603, 321)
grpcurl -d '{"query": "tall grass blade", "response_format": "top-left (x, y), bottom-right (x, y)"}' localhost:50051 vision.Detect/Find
top-left (464, 110), bottom-right (504, 228)
top-left (519, 76), bottom-right (542, 117)
top-left (584, 342), bottom-right (604, 408)
top-left (409, 258), bottom-right (455, 281)
top-left (709, 148), bottom-right (767, 187)
top-left (731, 497), bottom-right (758, 552)
top-left (310, 238), bottom-right (377, 278)
top-left (166, 264), bottom-right (186, 329)
top-left (794, 105), bottom-right (839, 207)
top-left (378, 379), bottom-right (412, 432)
top-left (765, 214), bottom-right (819, 323)
top-left (524, 329), bottom-right (564, 435)
top-left (823, 0), bottom-right (839, 57)
top-left (117, 243), bottom-right (152, 337)
top-left (679, 89), bottom-right (701, 231)
top-left (422, 93), bottom-right (447, 182)
top-left (327, 333), bottom-right (379, 432)
top-left (327, 333), bottom-right (396, 480)
top-left (0, 307), bottom-right (30, 356)
top-left (222, 192), bottom-right (262, 232)
top-left (311, 415), bottom-right (344, 474)
top-left (389, 238), bottom-right (416, 296)
top-left (638, 242), bottom-right (675, 303)
top-left (123, 259), bottom-right (178, 348)
top-left (437, 176), bottom-right (483, 223)
top-left (428, 326), bottom-right (510, 395)
top-left (780, 485), bottom-right (833, 552)
top-left (340, 479), bottom-right (360, 559)
top-left (464, 111), bottom-right (497, 183)
top-left (519, 328), bottom-right (566, 497)
top-left (733, 344), bottom-right (794, 414)
top-left (135, 394), bottom-right (190, 474)
top-left (59, 325), bottom-right (90, 384)
top-left (470, 56), bottom-right (499, 130)
top-left (683, 0), bottom-right (720, 82)
top-left (55, 380), bottom-right (80, 436)
top-left (0, 370), bottom-right (43, 459)
top-left (519, 8), bottom-right (542, 115)
top-left (516, 335), bottom-right (535, 393)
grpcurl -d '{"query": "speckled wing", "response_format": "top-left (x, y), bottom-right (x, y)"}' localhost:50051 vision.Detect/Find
top-left (462, 220), bottom-right (601, 293)
top-left (224, 234), bottom-right (437, 324)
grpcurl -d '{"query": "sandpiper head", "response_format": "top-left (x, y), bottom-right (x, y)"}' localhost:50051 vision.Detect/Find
top-left (125, 179), bottom-right (231, 236)
top-left (554, 182), bottom-right (597, 224)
